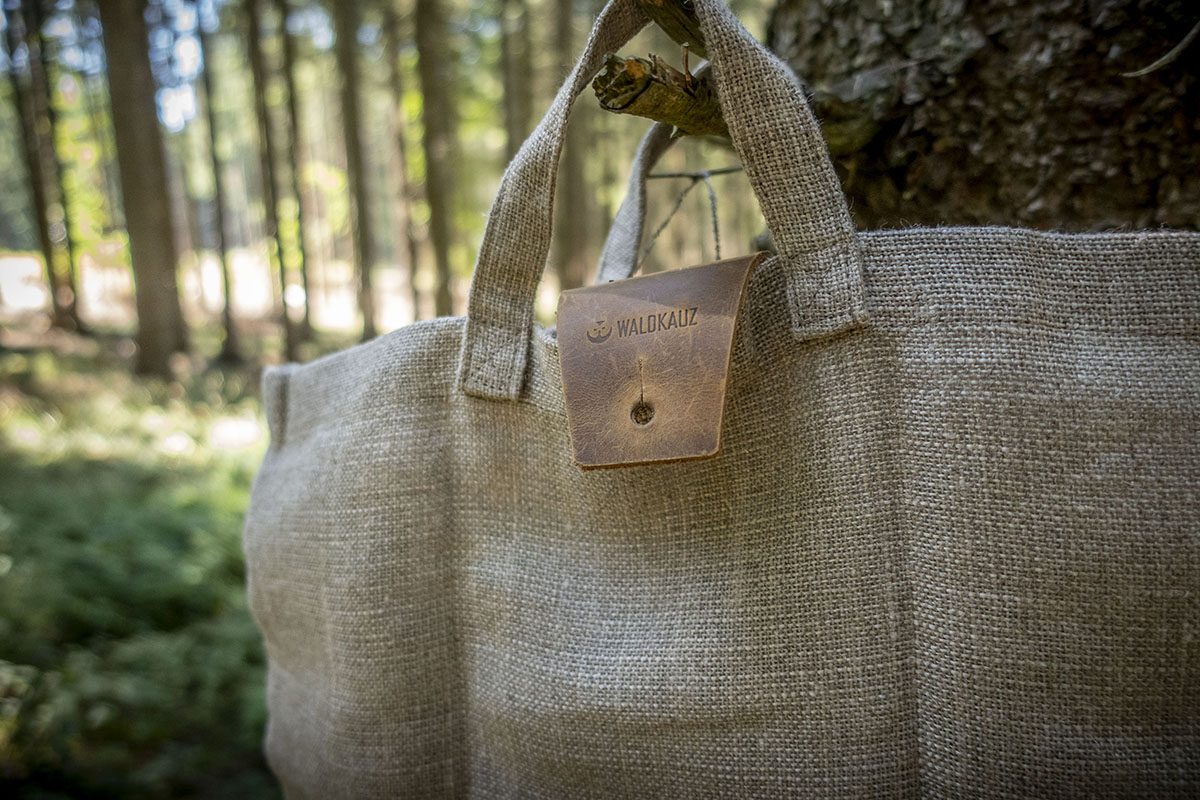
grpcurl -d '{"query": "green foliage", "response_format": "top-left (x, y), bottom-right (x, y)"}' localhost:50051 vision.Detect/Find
top-left (0, 350), bottom-right (278, 798)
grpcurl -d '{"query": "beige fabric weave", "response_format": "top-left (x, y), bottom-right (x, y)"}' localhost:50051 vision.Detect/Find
top-left (243, 1), bottom-right (1200, 796)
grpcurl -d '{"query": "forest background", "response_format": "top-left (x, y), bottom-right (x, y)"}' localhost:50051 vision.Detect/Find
top-left (0, 0), bottom-right (1196, 796)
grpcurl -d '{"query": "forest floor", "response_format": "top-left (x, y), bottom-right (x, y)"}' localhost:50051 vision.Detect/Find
top-left (0, 329), bottom-right (283, 798)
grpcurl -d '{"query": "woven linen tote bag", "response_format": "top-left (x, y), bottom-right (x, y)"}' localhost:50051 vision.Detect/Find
top-left (241, 0), bottom-right (1200, 796)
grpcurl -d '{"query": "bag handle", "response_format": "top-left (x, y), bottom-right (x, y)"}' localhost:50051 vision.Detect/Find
top-left (458, 0), bottom-right (867, 401)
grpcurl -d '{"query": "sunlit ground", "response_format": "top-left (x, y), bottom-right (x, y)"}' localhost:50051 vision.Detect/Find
top-left (0, 248), bottom-right (478, 343)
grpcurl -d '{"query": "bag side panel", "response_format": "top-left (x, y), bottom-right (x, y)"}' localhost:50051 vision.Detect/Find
top-left (867, 228), bottom-right (1200, 796)
top-left (244, 318), bottom-right (468, 799)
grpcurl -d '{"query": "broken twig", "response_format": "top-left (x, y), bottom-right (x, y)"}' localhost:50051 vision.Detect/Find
top-left (593, 52), bottom-right (729, 138)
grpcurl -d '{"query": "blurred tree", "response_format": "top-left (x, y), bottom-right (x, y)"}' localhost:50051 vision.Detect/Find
top-left (332, 0), bottom-right (376, 338)
top-left (553, 0), bottom-right (588, 291)
top-left (415, 0), bottom-right (455, 316)
top-left (197, 0), bottom-right (240, 364)
top-left (0, 66), bottom-right (36, 252)
top-left (499, 0), bottom-right (532, 162)
top-left (588, 0), bottom-right (615, 225)
top-left (273, 0), bottom-right (313, 339)
top-left (29, 0), bottom-right (86, 332)
top-left (170, 129), bottom-right (205, 276)
top-left (245, 0), bottom-right (299, 359)
top-left (5, 1), bottom-right (72, 329)
top-left (98, 0), bottom-right (187, 376)
top-left (382, 0), bottom-right (423, 321)
top-left (76, 0), bottom-right (123, 232)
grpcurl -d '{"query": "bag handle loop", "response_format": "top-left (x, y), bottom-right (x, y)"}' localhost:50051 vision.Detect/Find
top-left (458, 0), bottom-right (867, 401)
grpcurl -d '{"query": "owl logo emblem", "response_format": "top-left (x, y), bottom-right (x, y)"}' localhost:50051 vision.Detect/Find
top-left (586, 319), bottom-right (612, 344)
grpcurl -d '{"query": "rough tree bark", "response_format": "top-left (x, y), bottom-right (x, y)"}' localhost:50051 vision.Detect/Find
top-left (602, 0), bottom-right (1198, 232)
top-left (98, 0), bottom-right (188, 377)
top-left (332, 0), bottom-right (377, 339)
top-left (382, 2), bottom-right (424, 322)
top-left (197, 14), bottom-right (240, 363)
top-left (273, 0), bottom-right (314, 339)
top-left (3, 7), bottom-right (68, 329)
top-left (245, 0), bottom-right (299, 359)
top-left (767, 0), bottom-right (1200, 230)
top-left (415, 0), bottom-right (456, 317)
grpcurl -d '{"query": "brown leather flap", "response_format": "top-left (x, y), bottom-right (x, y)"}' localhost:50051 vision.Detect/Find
top-left (556, 253), bottom-right (765, 469)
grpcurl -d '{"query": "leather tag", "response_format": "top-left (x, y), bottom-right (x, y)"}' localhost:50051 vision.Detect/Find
top-left (556, 253), bottom-right (765, 469)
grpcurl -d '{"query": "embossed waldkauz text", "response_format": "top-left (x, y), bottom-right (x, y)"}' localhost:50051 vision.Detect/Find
top-left (615, 306), bottom-right (698, 338)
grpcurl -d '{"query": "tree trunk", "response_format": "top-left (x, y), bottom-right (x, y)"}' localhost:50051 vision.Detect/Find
top-left (590, 0), bottom-right (614, 228)
top-left (98, 0), bottom-right (187, 377)
top-left (326, 87), bottom-right (352, 269)
top-left (3, 8), bottom-right (67, 329)
top-left (415, 0), bottom-right (456, 317)
top-left (245, 0), bottom-right (299, 359)
top-left (767, 0), bottom-right (1200, 231)
top-left (81, 75), bottom-right (120, 235)
top-left (499, 0), bottom-right (533, 163)
top-left (197, 17), bottom-right (241, 364)
top-left (30, 1), bottom-right (86, 332)
top-left (166, 134), bottom-right (195, 264)
top-left (273, 0), bottom-right (314, 340)
top-left (78, 0), bottom-right (123, 233)
top-left (171, 131), bottom-right (207, 310)
top-left (332, 0), bottom-right (377, 339)
top-left (383, 2), bottom-right (424, 323)
top-left (552, 0), bottom-right (588, 291)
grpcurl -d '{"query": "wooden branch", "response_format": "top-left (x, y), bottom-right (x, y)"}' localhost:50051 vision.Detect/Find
top-left (593, 53), bottom-right (728, 138)
top-left (635, 0), bottom-right (705, 58)
top-left (607, 1), bottom-right (870, 157)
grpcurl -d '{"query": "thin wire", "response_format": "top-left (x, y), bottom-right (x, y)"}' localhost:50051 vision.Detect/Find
top-left (638, 168), bottom-right (725, 270)
top-left (700, 173), bottom-right (720, 261)
top-left (638, 178), bottom-right (701, 272)
top-left (648, 166), bottom-right (742, 180)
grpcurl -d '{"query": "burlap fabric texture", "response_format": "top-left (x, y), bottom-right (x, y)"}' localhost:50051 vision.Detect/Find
top-left (242, 0), bottom-right (1200, 796)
